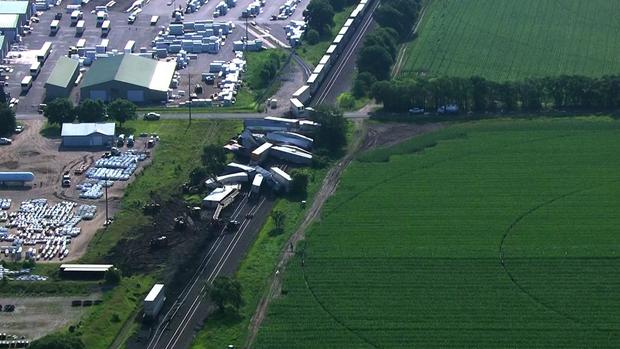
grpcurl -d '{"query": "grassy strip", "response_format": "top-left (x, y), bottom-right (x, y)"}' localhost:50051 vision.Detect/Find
top-left (297, 5), bottom-right (355, 66)
top-left (136, 89), bottom-right (258, 114)
top-left (76, 275), bottom-right (154, 349)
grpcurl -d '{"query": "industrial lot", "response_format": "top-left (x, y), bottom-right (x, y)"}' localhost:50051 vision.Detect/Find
top-left (0, 0), bottom-right (376, 345)
top-left (0, 0), bottom-right (312, 114)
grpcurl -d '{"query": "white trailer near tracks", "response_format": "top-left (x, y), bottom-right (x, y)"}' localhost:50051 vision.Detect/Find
top-left (266, 131), bottom-right (313, 150)
top-left (205, 172), bottom-right (248, 188)
top-left (271, 145), bottom-right (312, 165)
top-left (251, 173), bottom-right (263, 195)
top-left (144, 283), bottom-right (165, 320)
top-left (270, 167), bottom-right (292, 191)
top-left (250, 142), bottom-right (272, 164)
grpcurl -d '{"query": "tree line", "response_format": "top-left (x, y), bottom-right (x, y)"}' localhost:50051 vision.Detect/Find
top-left (44, 98), bottom-right (137, 127)
top-left (371, 75), bottom-right (620, 113)
top-left (353, 0), bottom-right (422, 96)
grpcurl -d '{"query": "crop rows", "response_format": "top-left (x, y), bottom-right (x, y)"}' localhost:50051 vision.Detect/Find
top-left (255, 118), bottom-right (620, 348)
top-left (401, 0), bottom-right (620, 80)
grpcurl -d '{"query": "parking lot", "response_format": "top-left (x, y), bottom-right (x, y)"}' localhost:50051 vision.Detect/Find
top-left (2, 0), bottom-right (310, 114)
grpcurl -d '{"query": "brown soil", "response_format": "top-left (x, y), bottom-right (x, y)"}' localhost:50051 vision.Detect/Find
top-left (0, 120), bottom-right (154, 262)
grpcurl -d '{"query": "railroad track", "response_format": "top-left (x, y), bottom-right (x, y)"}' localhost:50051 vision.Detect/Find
top-left (292, 52), bottom-right (313, 80)
top-left (146, 195), bottom-right (267, 349)
top-left (312, 0), bottom-right (380, 106)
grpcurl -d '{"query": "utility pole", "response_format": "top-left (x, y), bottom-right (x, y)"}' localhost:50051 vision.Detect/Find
top-left (188, 71), bottom-right (192, 125)
top-left (104, 174), bottom-right (109, 226)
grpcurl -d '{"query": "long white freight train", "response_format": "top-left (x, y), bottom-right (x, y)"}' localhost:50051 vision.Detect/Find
top-left (290, 0), bottom-right (372, 116)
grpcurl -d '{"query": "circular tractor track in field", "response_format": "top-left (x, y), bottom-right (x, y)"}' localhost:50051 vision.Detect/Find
top-left (498, 181), bottom-right (619, 329)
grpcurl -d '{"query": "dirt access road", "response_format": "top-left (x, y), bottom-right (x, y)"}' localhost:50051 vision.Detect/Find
top-left (244, 121), bottom-right (444, 347)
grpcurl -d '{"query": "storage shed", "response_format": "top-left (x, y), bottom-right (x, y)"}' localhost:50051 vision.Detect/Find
top-left (0, 14), bottom-right (19, 43)
top-left (60, 264), bottom-right (113, 280)
top-left (80, 55), bottom-right (175, 104)
top-left (45, 57), bottom-right (79, 100)
top-left (61, 123), bottom-right (115, 148)
top-left (0, 1), bottom-right (31, 27)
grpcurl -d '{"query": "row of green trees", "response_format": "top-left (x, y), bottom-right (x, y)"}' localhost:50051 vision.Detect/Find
top-left (353, 0), bottom-right (422, 95)
top-left (44, 98), bottom-right (137, 127)
top-left (372, 75), bottom-right (620, 113)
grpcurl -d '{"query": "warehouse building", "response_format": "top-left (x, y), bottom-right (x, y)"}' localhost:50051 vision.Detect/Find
top-left (60, 264), bottom-right (113, 280)
top-left (0, 35), bottom-right (7, 59)
top-left (0, 14), bottom-right (19, 43)
top-left (45, 56), bottom-right (79, 100)
top-left (80, 55), bottom-right (175, 104)
top-left (0, 1), bottom-right (31, 27)
top-left (61, 123), bottom-right (116, 148)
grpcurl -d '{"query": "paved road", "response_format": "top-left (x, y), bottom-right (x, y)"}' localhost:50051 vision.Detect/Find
top-left (16, 111), bottom-right (368, 120)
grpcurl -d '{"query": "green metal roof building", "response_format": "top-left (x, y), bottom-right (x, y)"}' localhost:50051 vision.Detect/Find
top-left (0, 1), bottom-right (32, 27)
top-left (80, 55), bottom-right (175, 104)
top-left (45, 56), bottom-right (80, 101)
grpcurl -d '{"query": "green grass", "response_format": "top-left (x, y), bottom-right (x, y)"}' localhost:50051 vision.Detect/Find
top-left (255, 117), bottom-right (620, 348)
top-left (298, 5), bottom-right (355, 66)
top-left (401, 0), bottom-right (620, 80)
top-left (77, 275), bottom-right (153, 349)
top-left (136, 90), bottom-right (258, 114)
top-left (82, 119), bottom-right (240, 262)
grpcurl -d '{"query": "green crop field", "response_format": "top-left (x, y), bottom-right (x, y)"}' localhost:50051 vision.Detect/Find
top-left (400, 0), bottom-right (620, 80)
top-left (254, 118), bottom-right (620, 348)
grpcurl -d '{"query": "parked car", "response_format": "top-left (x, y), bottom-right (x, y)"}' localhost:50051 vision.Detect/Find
top-left (14, 125), bottom-right (23, 133)
top-left (143, 112), bottom-right (161, 121)
top-left (0, 137), bottom-right (11, 145)
top-left (408, 107), bottom-right (425, 115)
top-left (438, 104), bottom-right (459, 114)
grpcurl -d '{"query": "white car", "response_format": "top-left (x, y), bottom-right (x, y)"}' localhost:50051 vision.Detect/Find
top-left (143, 112), bottom-right (161, 121)
top-left (14, 125), bottom-right (23, 133)
top-left (0, 137), bottom-right (12, 145)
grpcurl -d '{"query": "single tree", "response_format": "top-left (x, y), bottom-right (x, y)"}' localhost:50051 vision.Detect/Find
top-left (0, 102), bottom-right (16, 135)
top-left (310, 106), bottom-right (347, 152)
top-left (189, 167), bottom-right (208, 186)
top-left (107, 99), bottom-right (137, 127)
top-left (305, 28), bottom-right (320, 45)
top-left (290, 171), bottom-right (309, 198)
top-left (202, 144), bottom-right (227, 174)
top-left (271, 210), bottom-right (286, 232)
top-left (104, 267), bottom-right (122, 285)
top-left (44, 98), bottom-right (75, 125)
top-left (77, 99), bottom-right (106, 123)
top-left (356, 45), bottom-right (394, 81)
top-left (208, 275), bottom-right (244, 313)
top-left (305, 0), bottom-right (334, 35)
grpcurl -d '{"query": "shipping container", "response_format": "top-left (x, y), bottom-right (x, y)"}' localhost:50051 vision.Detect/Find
top-left (143, 284), bottom-right (165, 320)
top-left (250, 142), bottom-right (272, 163)
top-left (251, 173), bottom-right (263, 194)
